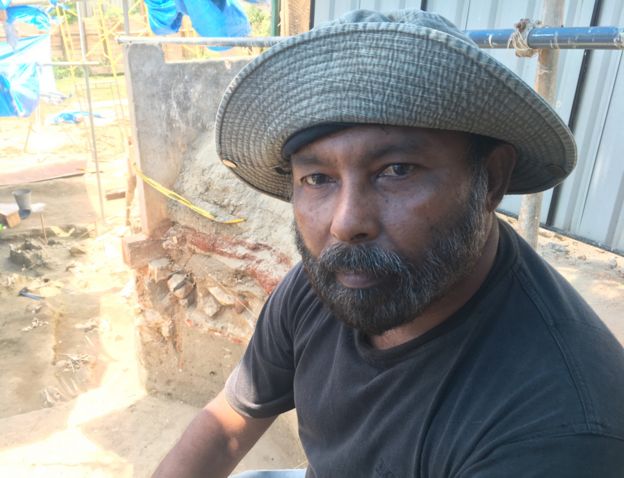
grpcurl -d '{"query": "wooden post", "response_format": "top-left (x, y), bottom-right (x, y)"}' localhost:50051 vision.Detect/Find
top-left (281, 0), bottom-right (312, 35)
top-left (517, 0), bottom-right (565, 249)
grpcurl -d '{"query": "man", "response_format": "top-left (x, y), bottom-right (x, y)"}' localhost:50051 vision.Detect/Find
top-left (153, 9), bottom-right (624, 477)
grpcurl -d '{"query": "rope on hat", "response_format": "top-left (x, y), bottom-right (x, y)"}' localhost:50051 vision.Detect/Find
top-left (508, 18), bottom-right (543, 58)
top-left (132, 162), bottom-right (245, 224)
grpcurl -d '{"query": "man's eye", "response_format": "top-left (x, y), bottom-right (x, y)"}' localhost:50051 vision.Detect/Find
top-left (301, 174), bottom-right (332, 186)
top-left (379, 164), bottom-right (417, 177)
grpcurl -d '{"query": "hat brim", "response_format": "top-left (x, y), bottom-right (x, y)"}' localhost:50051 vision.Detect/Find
top-left (215, 22), bottom-right (577, 201)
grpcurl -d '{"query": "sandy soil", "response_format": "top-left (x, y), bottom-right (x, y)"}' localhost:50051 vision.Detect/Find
top-left (0, 177), bottom-right (306, 477)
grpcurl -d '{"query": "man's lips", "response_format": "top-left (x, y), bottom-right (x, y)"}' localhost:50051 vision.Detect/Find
top-left (335, 271), bottom-right (382, 289)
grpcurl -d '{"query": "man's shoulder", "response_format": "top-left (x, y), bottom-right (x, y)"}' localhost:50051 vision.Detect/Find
top-left (489, 222), bottom-right (624, 439)
top-left (269, 262), bottom-right (315, 309)
top-left (499, 221), bottom-right (603, 327)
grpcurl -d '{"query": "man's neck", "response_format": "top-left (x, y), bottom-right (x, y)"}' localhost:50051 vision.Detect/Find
top-left (370, 216), bottom-right (500, 350)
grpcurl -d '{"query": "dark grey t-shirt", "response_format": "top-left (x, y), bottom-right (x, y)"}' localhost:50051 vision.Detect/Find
top-left (226, 222), bottom-right (624, 477)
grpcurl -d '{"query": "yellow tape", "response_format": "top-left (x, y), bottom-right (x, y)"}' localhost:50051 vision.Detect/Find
top-left (132, 163), bottom-right (245, 224)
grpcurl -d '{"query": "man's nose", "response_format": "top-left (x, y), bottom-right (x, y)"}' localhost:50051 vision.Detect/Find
top-left (329, 183), bottom-right (380, 243)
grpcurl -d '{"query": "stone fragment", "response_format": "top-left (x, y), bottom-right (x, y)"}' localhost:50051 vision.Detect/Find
top-left (69, 245), bottom-right (86, 256)
top-left (200, 293), bottom-right (221, 317)
top-left (168, 273), bottom-right (194, 299)
top-left (608, 258), bottom-right (618, 270)
top-left (148, 258), bottom-right (171, 282)
top-left (548, 243), bottom-right (569, 255)
top-left (122, 234), bottom-right (165, 269)
top-left (208, 286), bottom-right (236, 306)
top-left (9, 241), bottom-right (47, 268)
top-left (167, 273), bottom-right (186, 292)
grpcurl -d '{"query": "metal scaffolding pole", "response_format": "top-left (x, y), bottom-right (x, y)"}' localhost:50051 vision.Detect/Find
top-left (122, 0), bottom-right (130, 35)
top-left (77, 0), bottom-right (106, 223)
top-left (467, 25), bottom-right (624, 49)
top-left (117, 26), bottom-right (624, 49)
top-left (116, 36), bottom-right (284, 47)
top-left (517, 0), bottom-right (566, 249)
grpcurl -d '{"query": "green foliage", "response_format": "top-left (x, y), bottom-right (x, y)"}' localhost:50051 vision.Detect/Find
top-left (244, 3), bottom-right (271, 37)
top-left (52, 65), bottom-right (84, 80)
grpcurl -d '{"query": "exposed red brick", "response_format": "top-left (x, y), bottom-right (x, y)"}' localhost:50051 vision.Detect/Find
top-left (122, 234), bottom-right (166, 269)
top-left (184, 228), bottom-right (292, 267)
top-left (245, 263), bottom-right (281, 294)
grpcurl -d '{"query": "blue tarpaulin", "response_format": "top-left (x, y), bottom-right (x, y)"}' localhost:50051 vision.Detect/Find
top-left (0, 35), bottom-right (48, 117)
top-left (6, 6), bottom-right (52, 32)
top-left (144, 0), bottom-right (250, 48)
top-left (51, 110), bottom-right (104, 124)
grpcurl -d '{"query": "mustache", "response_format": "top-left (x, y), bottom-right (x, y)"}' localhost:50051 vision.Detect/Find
top-left (316, 242), bottom-right (411, 278)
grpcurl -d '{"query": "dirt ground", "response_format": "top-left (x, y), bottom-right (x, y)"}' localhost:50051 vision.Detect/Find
top-left (0, 85), bottom-right (623, 476)
top-left (0, 75), bottom-right (307, 476)
top-left (0, 174), bottom-right (306, 477)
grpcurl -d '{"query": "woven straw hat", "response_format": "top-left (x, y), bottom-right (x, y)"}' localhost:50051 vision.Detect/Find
top-left (215, 9), bottom-right (577, 201)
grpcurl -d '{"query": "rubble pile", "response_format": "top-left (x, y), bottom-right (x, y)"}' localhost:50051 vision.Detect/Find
top-left (126, 224), bottom-right (293, 406)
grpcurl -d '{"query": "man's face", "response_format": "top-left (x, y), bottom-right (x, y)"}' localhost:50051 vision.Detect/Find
top-left (290, 125), bottom-right (491, 336)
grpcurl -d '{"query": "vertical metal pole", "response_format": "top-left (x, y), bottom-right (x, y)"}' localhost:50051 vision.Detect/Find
top-left (122, 0), bottom-right (130, 35)
top-left (271, 0), bottom-right (280, 36)
top-left (517, 0), bottom-right (565, 249)
top-left (77, 0), bottom-right (106, 222)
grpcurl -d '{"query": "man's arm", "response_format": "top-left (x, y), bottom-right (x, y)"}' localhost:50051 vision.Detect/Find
top-left (152, 390), bottom-right (276, 478)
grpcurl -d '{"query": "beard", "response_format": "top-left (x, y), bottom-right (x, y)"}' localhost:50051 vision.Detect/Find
top-left (294, 162), bottom-right (491, 337)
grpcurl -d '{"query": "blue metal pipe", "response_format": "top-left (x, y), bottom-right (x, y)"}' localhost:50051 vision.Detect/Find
top-left (118, 26), bottom-right (624, 50)
top-left (466, 26), bottom-right (624, 50)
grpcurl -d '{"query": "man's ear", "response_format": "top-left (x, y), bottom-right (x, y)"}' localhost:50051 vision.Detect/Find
top-left (484, 143), bottom-right (517, 212)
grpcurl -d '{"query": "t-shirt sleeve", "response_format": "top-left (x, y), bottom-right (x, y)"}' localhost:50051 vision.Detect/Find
top-left (224, 265), bottom-right (303, 418)
top-left (458, 433), bottom-right (624, 477)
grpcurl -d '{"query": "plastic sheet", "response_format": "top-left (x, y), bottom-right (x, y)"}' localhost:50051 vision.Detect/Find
top-left (0, 35), bottom-right (48, 117)
top-left (6, 5), bottom-right (52, 32)
top-left (51, 110), bottom-right (104, 124)
top-left (144, 0), bottom-right (250, 49)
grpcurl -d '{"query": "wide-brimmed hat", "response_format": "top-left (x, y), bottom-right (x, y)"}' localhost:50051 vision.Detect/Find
top-left (215, 9), bottom-right (577, 201)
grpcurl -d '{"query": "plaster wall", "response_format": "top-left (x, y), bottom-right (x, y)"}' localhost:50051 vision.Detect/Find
top-left (124, 44), bottom-right (303, 468)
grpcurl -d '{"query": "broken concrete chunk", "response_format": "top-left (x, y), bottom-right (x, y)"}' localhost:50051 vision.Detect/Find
top-left (148, 258), bottom-right (171, 282)
top-left (200, 293), bottom-right (221, 317)
top-left (208, 286), bottom-right (236, 306)
top-left (167, 273), bottom-right (186, 292)
top-left (168, 273), bottom-right (194, 299)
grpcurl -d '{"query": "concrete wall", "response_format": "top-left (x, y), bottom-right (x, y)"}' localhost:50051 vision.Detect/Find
top-left (123, 44), bottom-right (303, 468)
